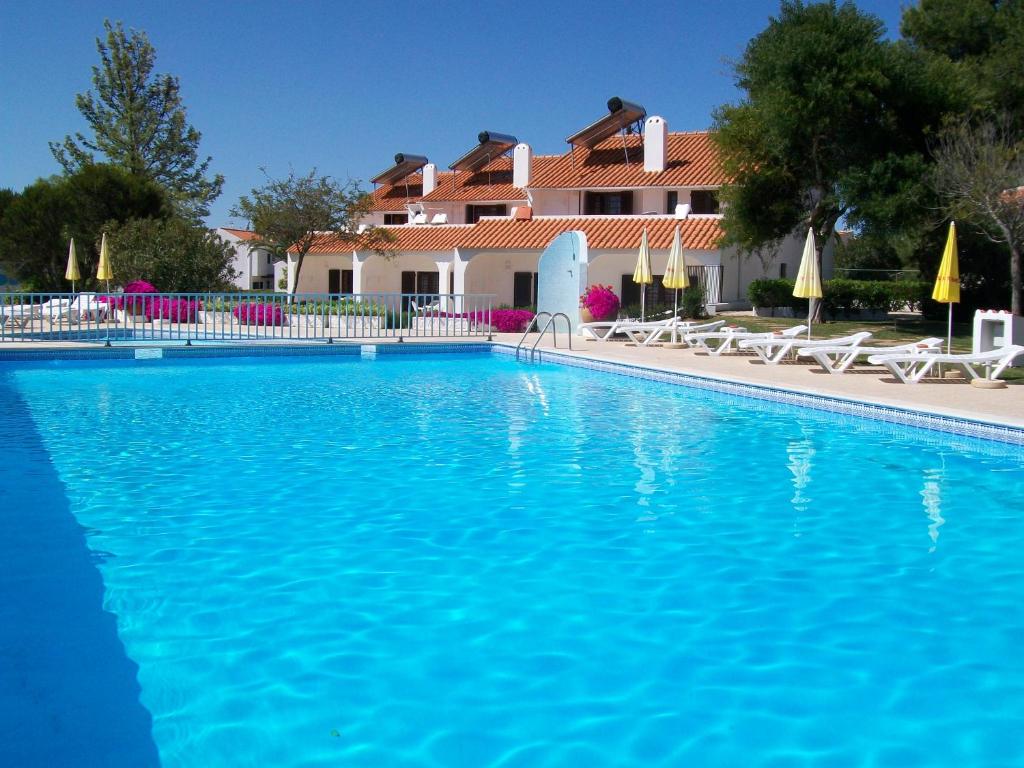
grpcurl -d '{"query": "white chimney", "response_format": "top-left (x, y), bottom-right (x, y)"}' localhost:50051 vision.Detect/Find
top-left (513, 143), bottom-right (533, 188)
top-left (644, 116), bottom-right (667, 173)
top-left (422, 163), bottom-right (437, 195)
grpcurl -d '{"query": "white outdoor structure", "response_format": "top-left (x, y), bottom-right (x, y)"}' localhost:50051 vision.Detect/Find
top-left (216, 228), bottom-right (276, 291)
top-left (286, 99), bottom-right (832, 309)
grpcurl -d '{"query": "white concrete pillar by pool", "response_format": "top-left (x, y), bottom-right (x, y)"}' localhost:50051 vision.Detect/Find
top-left (644, 116), bottom-right (667, 173)
top-left (537, 231), bottom-right (589, 331)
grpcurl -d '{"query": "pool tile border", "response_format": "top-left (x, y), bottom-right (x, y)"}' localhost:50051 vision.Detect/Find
top-left (2, 340), bottom-right (1020, 445)
top-left (490, 343), bottom-right (1024, 446)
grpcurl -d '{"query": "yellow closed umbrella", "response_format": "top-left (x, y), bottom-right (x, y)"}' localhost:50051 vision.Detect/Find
top-left (65, 238), bottom-right (81, 293)
top-left (792, 227), bottom-right (823, 339)
top-left (633, 227), bottom-right (653, 322)
top-left (932, 221), bottom-right (959, 354)
top-left (96, 232), bottom-right (113, 292)
top-left (662, 226), bottom-right (689, 344)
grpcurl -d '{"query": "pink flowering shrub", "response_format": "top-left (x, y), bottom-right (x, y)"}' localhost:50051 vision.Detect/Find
top-left (101, 280), bottom-right (160, 313)
top-left (580, 284), bottom-right (620, 321)
top-left (146, 297), bottom-right (202, 322)
top-left (470, 308), bottom-right (535, 333)
top-left (233, 303), bottom-right (286, 326)
top-left (124, 280), bottom-right (158, 294)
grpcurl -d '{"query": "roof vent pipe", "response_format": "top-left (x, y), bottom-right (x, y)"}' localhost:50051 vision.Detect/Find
top-left (644, 116), bottom-right (667, 173)
top-left (422, 163), bottom-right (437, 195)
top-left (513, 143), bottom-right (533, 188)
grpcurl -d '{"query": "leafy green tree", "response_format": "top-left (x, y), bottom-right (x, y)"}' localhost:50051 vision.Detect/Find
top-left (50, 20), bottom-right (223, 220)
top-left (932, 117), bottom-right (1024, 314)
top-left (713, 1), bottom-right (962, 316)
top-left (231, 170), bottom-right (394, 294)
top-left (0, 165), bottom-right (167, 290)
top-left (106, 217), bottom-right (238, 292)
top-left (902, 0), bottom-right (1024, 128)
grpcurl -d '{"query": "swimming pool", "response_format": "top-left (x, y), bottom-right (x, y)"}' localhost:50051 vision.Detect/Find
top-left (2, 350), bottom-right (1023, 767)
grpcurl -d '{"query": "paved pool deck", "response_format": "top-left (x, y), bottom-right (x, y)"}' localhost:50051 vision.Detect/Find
top-left (2, 334), bottom-right (1022, 429)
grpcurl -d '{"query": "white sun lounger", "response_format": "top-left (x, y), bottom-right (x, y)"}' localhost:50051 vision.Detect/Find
top-left (738, 331), bottom-right (872, 365)
top-left (578, 316), bottom-right (673, 341)
top-left (685, 325), bottom-right (807, 356)
top-left (798, 337), bottom-right (944, 375)
top-left (623, 319), bottom-right (725, 346)
top-left (867, 344), bottom-right (1024, 384)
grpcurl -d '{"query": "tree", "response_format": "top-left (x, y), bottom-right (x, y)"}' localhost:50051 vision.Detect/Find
top-left (713, 1), bottom-right (962, 316)
top-left (50, 20), bottom-right (223, 220)
top-left (902, 0), bottom-right (1024, 129)
top-left (932, 117), bottom-right (1024, 314)
top-left (0, 164), bottom-right (167, 290)
top-left (106, 218), bottom-right (238, 292)
top-left (231, 170), bottom-right (394, 294)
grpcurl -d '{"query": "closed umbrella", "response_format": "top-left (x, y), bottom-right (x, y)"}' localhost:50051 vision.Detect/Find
top-left (662, 225), bottom-right (689, 345)
top-left (932, 221), bottom-right (959, 354)
top-left (65, 238), bottom-right (81, 293)
top-left (96, 232), bottom-right (113, 293)
top-left (792, 228), bottom-right (822, 340)
top-left (633, 227), bottom-right (653, 322)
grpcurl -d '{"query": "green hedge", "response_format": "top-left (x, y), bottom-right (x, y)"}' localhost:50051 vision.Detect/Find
top-left (748, 278), bottom-right (934, 316)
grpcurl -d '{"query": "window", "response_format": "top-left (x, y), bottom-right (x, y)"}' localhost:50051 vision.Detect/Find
top-left (383, 213), bottom-right (407, 225)
top-left (690, 190), bottom-right (720, 215)
top-left (779, 263), bottom-right (787, 279)
top-left (666, 191), bottom-right (678, 214)
top-left (328, 269), bottom-right (354, 294)
top-left (584, 191), bottom-right (633, 215)
top-left (620, 274), bottom-right (689, 309)
top-left (513, 272), bottom-right (539, 308)
top-left (265, 253), bottom-right (272, 265)
top-left (465, 204), bottom-right (507, 223)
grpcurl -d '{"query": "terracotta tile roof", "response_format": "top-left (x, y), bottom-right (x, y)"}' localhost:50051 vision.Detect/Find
top-left (420, 157), bottom-right (526, 203)
top-left (300, 216), bottom-right (722, 254)
top-left (529, 131), bottom-right (725, 189)
top-left (220, 227), bottom-right (259, 241)
top-left (366, 172), bottom-right (459, 211)
top-left (461, 216), bottom-right (723, 251)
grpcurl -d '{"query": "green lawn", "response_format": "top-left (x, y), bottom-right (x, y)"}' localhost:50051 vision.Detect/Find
top-left (716, 313), bottom-right (1024, 382)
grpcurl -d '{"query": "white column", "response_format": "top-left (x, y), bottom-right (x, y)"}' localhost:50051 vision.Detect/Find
top-left (286, 253), bottom-right (297, 295)
top-left (453, 248), bottom-right (470, 314)
top-left (353, 252), bottom-right (369, 295)
top-left (435, 259), bottom-right (452, 312)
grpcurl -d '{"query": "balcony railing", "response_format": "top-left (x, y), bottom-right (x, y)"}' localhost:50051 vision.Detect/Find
top-left (0, 292), bottom-right (495, 344)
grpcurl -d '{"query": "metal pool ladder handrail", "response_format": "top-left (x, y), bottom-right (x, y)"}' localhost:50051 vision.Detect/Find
top-left (515, 312), bottom-right (572, 362)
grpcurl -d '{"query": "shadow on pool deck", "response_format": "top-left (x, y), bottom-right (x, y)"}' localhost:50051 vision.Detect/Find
top-left (0, 377), bottom-right (160, 767)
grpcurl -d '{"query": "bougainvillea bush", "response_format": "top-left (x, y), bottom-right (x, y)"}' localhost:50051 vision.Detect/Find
top-left (580, 284), bottom-right (620, 320)
top-left (146, 297), bottom-right (202, 323)
top-left (102, 280), bottom-right (159, 313)
top-left (233, 303), bottom-right (286, 326)
top-left (470, 308), bottom-right (535, 333)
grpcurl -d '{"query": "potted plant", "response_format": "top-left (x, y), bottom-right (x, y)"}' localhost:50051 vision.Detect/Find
top-left (580, 284), bottom-right (620, 322)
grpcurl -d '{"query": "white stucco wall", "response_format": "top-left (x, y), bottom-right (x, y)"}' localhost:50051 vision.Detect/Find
top-left (215, 229), bottom-right (276, 290)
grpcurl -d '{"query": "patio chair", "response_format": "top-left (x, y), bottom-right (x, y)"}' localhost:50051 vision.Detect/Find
top-left (738, 331), bottom-right (873, 365)
top-left (798, 337), bottom-right (944, 375)
top-left (685, 325), bottom-right (807, 356)
top-left (866, 344), bottom-right (1024, 384)
top-left (623, 319), bottom-right (726, 347)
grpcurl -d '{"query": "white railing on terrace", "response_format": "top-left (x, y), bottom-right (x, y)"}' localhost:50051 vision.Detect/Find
top-left (0, 292), bottom-right (495, 344)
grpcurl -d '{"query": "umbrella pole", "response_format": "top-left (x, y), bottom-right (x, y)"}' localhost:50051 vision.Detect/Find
top-left (946, 303), bottom-right (953, 355)
top-left (807, 298), bottom-right (813, 340)
top-left (641, 289), bottom-right (645, 323)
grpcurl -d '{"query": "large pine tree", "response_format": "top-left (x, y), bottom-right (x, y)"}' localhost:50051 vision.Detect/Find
top-left (50, 20), bottom-right (223, 220)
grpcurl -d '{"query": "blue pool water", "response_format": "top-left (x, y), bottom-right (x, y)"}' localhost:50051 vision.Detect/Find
top-left (2, 352), bottom-right (1023, 767)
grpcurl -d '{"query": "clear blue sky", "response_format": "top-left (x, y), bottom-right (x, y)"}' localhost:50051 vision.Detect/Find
top-left (1, 0), bottom-right (905, 226)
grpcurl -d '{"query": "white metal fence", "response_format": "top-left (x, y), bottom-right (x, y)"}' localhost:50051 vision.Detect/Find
top-left (0, 292), bottom-right (495, 344)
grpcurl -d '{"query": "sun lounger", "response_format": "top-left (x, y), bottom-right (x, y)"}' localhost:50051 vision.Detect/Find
top-left (685, 325), bottom-right (807, 356)
top-left (867, 344), bottom-right (1024, 384)
top-left (578, 316), bottom-right (672, 341)
top-left (622, 319), bottom-right (725, 346)
top-left (798, 337), bottom-right (944, 375)
top-left (738, 331), bottom-right (872, 365)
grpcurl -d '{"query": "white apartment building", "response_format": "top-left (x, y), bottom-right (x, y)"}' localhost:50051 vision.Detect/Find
top-left (286, 99), bottom-right (826, 309)
top-left (216, 228), bottom-right (277, 291)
